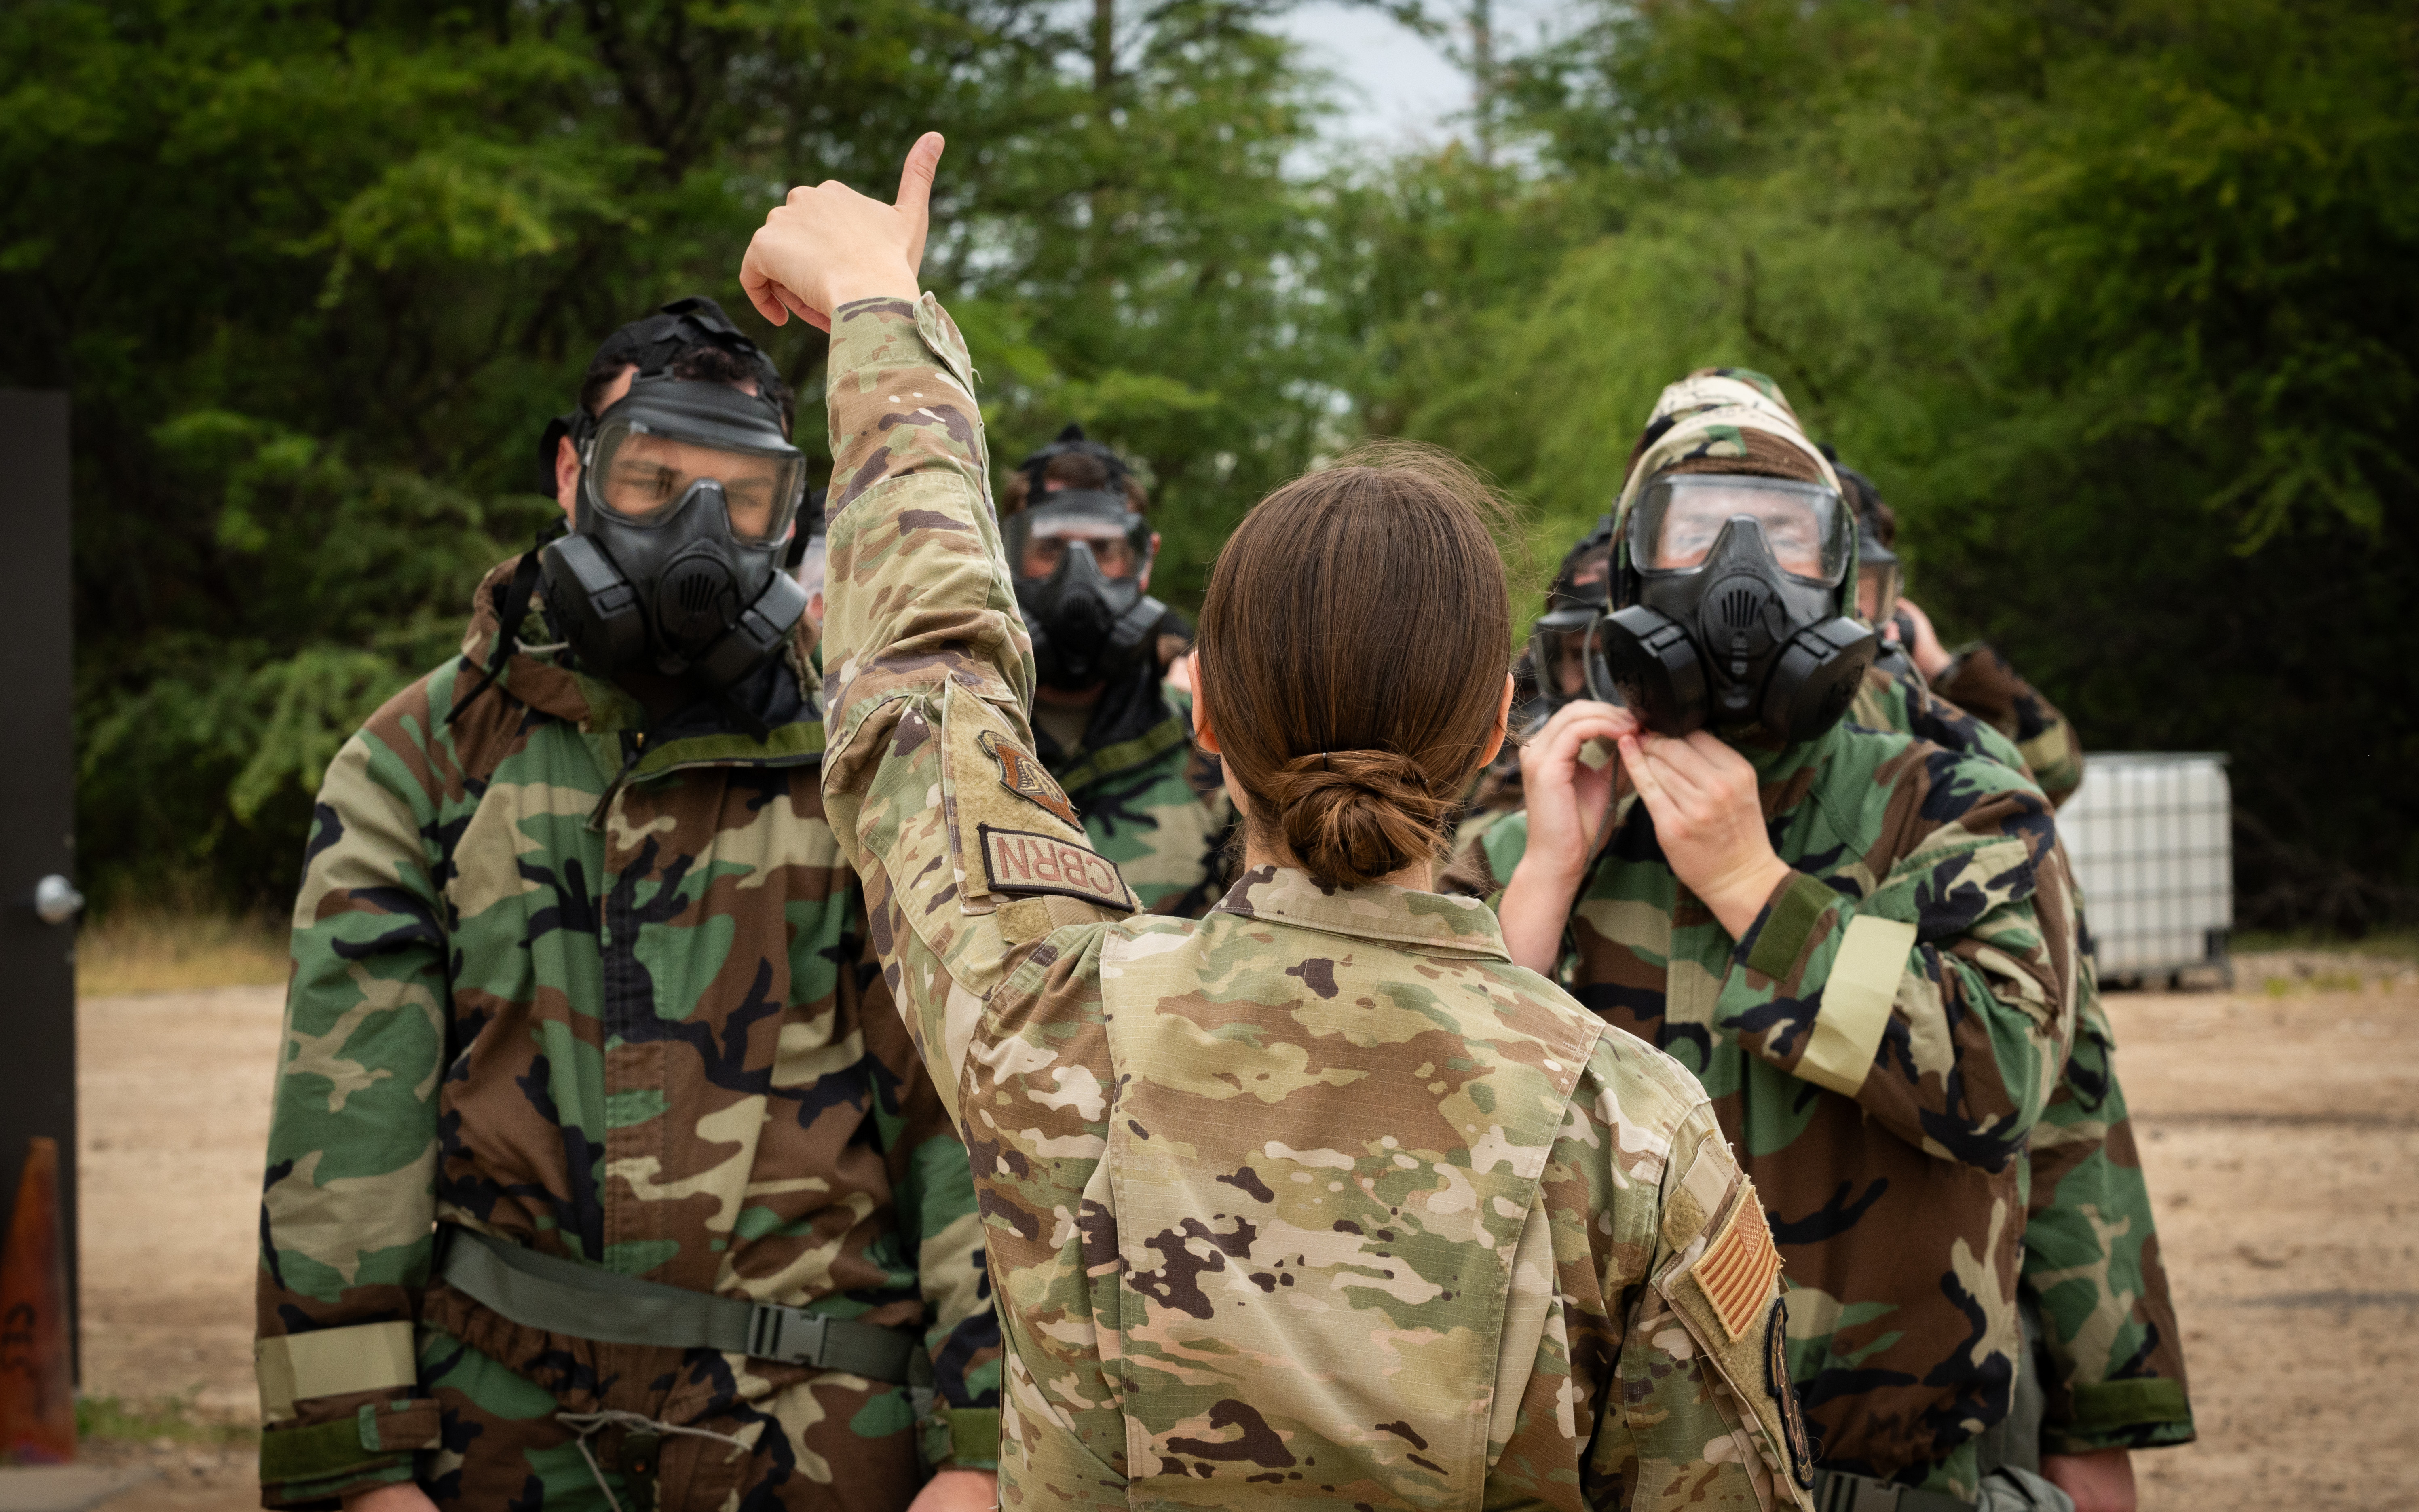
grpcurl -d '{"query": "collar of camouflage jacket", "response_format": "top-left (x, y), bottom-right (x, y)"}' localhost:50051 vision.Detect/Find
top-left (457, 554), bottom-right (827, 766)
top-left (1213, 864), bottom-right (1512, 959)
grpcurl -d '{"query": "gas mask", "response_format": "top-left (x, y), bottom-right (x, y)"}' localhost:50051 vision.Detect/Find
top-left (540, 376), bottom-right (810, 689)
top-left (1525, 518), bottom-right (1617, 726)
top-left (1583, 473), bottom-right (1877, 741)
top-left (1855, 514), bottom-right (1911, 677)
top-left (1006, 489), bottom-right (1165, 692)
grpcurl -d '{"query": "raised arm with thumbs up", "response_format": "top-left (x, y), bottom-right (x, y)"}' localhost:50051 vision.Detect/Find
top-left (741, 132), bottom-right (944, 331)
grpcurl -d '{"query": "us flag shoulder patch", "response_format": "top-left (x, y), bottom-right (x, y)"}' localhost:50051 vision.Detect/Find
top-left (1688, 1193), bottom-right (1783, 1343)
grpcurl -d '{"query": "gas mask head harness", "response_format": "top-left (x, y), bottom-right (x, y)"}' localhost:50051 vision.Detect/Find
top-left (1006, 424), bottom-right (1166, 691)
top-left (535, 297), bottom-right (810, 695)
top-left (1582, 471), bottom-right (1878, 741)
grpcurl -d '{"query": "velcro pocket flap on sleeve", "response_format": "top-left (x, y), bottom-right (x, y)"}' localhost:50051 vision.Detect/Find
top-left (941, 680), bottom-right (1133, 913)
top-left (1657, 1175), bottom-right (1817, 1499)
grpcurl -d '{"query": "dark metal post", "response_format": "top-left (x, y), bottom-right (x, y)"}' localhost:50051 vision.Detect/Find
top-left (0, 392), bottom-right (78, 1379)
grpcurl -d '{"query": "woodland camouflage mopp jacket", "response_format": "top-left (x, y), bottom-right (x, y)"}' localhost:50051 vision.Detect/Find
top-left (253, 569), bottom-right (996, 1506)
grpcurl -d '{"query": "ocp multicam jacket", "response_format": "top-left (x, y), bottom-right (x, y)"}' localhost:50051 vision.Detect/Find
top-left (253, 574), bottom-right (997, 1507)
top-left (1034, 671), bottom-right (1234, 917)
top-left (809, 294), bottom-right (1817, 1512)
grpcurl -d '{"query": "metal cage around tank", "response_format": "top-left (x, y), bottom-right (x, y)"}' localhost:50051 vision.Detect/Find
top-left (2054, 752), bottom-right (2233, 986)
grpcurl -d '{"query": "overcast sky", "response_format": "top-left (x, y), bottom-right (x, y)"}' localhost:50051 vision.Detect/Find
top-left (1266, 0), bottom-right (1568, 150)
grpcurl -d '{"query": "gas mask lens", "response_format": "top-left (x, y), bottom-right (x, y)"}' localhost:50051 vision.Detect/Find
top-left (1530, 613), bottom-right (1597, 701)
top-left (1006, 494), bottom-right (1152, 585)
top-left (588, 418), bottom-right (807, 545)
top-left (1855, 517), bottom-right (1902, 628)
top-left (1629, 475), bottom-right (1850, 585)
top-left (1858, 559), bottom-right (1904, 629)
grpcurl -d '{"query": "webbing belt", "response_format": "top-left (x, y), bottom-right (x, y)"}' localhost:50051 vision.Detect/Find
top-left (1811, 1470), bottom-right (1975, 1512)
top-left (436, 1227), bottom-right (928, 1387)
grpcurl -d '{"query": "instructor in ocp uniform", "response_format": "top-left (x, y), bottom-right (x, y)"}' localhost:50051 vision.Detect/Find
top-left (252, 300), bottom-right (998, 1511)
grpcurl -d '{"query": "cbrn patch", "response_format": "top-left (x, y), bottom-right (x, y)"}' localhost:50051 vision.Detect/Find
top-left (978, 824), bottom-right (1130, 909)
top-left (979, 729), bottom-right (1081, 828)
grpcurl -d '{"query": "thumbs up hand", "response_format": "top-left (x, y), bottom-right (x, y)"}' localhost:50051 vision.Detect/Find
top-left (741, 132), bottom-right (945, 332)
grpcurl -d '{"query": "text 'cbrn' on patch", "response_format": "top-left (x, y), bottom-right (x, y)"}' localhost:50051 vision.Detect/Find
top-left (1688, 1189), bottom-right (1783, 1344)
top-left (979, 825), bottom-right (1132, 909)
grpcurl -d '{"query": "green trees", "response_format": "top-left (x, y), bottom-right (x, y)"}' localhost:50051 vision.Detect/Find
top-left (4, 0), bottom-right (1341, 907)
top-left (1346, 0), bottom-right (2419, 928)
top-left (6, 0), bottom-right (2411, 924)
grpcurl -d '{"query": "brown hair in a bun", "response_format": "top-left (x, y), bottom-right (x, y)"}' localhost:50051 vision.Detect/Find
top-left (1198, 441), bottom-right (1514, 889)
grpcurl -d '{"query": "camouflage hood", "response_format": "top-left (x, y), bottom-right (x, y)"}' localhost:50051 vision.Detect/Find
top-left (1608, 367), bottom-right (1845, 539)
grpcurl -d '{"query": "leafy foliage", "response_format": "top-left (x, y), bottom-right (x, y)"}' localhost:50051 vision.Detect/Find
top-left (3, 0), bottom-right (1342, 908)
top-left (7, 0), bottom-right (2413, 926)
top-left (1343, 0), bottom-right (2419, 927)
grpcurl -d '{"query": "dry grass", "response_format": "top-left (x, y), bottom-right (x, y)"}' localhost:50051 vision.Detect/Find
top-left (77, 907), bottom-right (287, 997)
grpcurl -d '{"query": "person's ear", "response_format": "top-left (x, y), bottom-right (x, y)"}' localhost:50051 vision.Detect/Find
top-left (1189, 653), bottom-right (1219, 755)
top-left (555, 435), bottom-right (582, 519)
top-left (1480, 672), bottom-right (1515, 767)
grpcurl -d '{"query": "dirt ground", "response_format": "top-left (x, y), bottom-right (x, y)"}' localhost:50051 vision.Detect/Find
top-left (66, 954), bottom-right (2419, 1510)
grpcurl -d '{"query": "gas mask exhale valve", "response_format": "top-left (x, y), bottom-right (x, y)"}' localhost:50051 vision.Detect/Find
top-left (1586, 476), bottom-right (1876, 742)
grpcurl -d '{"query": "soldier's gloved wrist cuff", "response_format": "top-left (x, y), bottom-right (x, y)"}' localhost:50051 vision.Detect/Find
top-left (260, 1397), bottom-right (442, 1493)
top-left (919, 1404), bottom-right (1001, 1471)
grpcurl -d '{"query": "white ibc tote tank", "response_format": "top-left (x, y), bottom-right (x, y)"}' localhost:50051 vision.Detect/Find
top-left (2054, 753), bottom-right (2233, 985)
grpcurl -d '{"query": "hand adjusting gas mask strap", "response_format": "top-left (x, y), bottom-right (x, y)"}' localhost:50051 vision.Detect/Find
top-left (1584, 473), bottom-right (1877, 741)
top-left (1006, 488), bottom-right (1165, 692)
top-left (537, 300), bottom-right (809, 697)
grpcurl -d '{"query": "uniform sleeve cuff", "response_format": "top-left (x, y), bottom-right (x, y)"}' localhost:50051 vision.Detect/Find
top-left (260, 1399), bottom-right (441, 1506)
top-left (921, 1404), bottom-right (1001, 1472)
top-left (2045, 1378), bottom-right (2195, 1453)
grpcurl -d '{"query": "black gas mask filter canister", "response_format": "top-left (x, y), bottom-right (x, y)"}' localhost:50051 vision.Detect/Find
top-left (1584, 474), bottom-right (1878, 742)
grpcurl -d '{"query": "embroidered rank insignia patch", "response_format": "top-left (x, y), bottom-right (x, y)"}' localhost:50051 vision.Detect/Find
top-left (979, 730), bottom-right (1080, 828)
top-left (1689, 1192), bottom-right (1782, 1343)
top-left (978, 824), bottom-right (1130, 909)
top-left (1764, 1297), bottom-right (1817, 1488)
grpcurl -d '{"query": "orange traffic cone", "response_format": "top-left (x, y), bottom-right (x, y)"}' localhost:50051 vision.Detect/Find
top-left (0, 1137), bottom-right (75, 1463)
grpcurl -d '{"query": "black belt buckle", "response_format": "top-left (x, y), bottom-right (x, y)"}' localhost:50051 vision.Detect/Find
top-left (746, 1302), bottom-right (829, 1366)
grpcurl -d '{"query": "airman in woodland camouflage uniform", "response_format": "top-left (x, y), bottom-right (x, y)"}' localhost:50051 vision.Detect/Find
top-left (1841, 473), bottom-right (2083, 808)
top-left (736, 140), bottom-right (1819, 1511)
top-left (1467, 370), bottom-right (2082, 1509)
top-left (252, 302), bottom-right (997, 1511)
top-left (1840, 467), bottom-right (2193, 1503)
top-left (998, 424), bottom-right (1232, 915)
